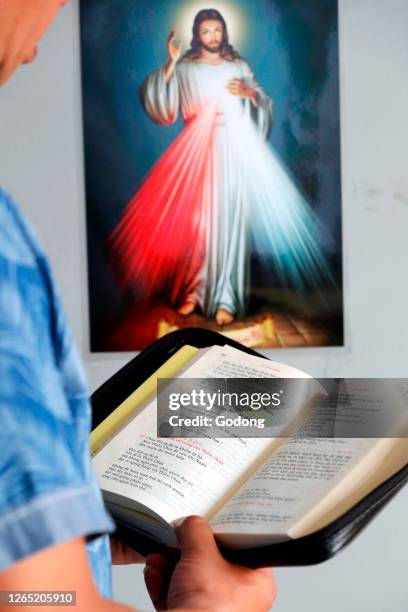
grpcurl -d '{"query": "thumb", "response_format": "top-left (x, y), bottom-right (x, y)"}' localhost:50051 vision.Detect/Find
top-left (175, 515), bottom-right (221, 559)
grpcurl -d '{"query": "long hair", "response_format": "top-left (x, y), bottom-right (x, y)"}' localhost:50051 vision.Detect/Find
top-left (183, 9), bottom-right (240, 61)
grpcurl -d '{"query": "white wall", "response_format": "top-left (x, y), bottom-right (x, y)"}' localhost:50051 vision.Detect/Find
top-left (0, 0), bottom-right (407, 610)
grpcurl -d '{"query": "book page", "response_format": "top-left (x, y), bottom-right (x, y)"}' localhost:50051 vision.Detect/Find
top-left (289, 437), bottom-right (408, 537)
top-left (211, 437), bottom-right (377, 544)
top-left (211, 379), bottom-right (408, 545)
top-left (92, 344), bottom-right (318, 525)
top-left (91, 345), bottom-right (201, 454)
top-left (92, 345), bottom-right (278, 524)
top-left (333, 379), bottom-right (408, 438)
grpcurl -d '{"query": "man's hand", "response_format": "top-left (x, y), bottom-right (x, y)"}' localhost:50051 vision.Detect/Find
top-left (0, 0), bottom-right (67, 86)
top-left (143, 516), bottom-right (276, 611)
top-left (164, 29), bottom-right (182, 83)
top-left (167, 29), bottom-right (183, 64)
top-left (226, 79), bottom-right (258, 107)
top-left (110, 535), bottom-right (145, 565)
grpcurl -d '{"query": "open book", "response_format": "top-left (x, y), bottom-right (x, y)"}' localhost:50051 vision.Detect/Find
top-left (91, 343), bottom-right (408, 557)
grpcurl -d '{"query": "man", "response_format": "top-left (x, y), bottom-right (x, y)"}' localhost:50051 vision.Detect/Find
top-left (110, 8), bottom-right (329, 333)
top-left (0, 2), bottom-right (276, 610)
top-left (110, 8), bottom-right (273, 327)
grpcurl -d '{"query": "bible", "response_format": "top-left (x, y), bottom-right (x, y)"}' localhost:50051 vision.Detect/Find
top-left (91, 331), bottom-right (408, 566)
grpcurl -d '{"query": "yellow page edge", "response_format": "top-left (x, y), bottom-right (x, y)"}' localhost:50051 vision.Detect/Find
top-left (91, 344), bottom-right (199, 455)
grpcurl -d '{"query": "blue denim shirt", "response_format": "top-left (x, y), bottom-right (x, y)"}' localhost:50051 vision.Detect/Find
top-left (0, 188), bottom-right (115, 597)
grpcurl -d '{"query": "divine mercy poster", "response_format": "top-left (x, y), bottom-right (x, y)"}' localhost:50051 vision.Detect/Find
top-left (80, 0), bottom-right (343, 351)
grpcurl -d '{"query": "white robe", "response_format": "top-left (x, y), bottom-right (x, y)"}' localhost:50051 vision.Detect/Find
top-left (111, 58), bottom-right (331, 317)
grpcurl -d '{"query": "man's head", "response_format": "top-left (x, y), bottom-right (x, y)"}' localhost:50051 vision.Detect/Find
top-left (198, 18), bottom-right (224, 54)
top-left (0, 0), bottom-right (67, 86)
top-left (184, 9), bottom-right (240, 61)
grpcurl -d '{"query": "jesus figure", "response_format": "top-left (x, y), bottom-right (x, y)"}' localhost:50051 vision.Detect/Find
top-left (110, 9), bottom-right (331, 326)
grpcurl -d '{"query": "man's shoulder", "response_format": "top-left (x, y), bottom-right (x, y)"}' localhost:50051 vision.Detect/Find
top-left (178, 57), bottom-right (194, 71)
top-left (0, 188), bottom-right (43, 269)
top-left (235, 57), bottom-right (252, 71)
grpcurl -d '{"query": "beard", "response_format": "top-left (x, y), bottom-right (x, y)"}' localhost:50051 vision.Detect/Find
top-left (201, 42), bottom-right (222, 54)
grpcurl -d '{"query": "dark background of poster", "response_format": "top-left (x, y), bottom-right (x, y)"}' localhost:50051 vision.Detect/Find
top-left (80, 0), bottom-right (342, 350)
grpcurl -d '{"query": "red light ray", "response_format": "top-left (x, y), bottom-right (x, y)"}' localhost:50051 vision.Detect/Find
top-left (109, 102), bottom-right (219, 306)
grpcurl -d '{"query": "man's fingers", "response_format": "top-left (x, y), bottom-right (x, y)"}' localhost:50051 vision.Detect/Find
top-left (144, 565), bottom-right (168, 611)
top-left (22, 45), bottom-right (38, 64)
top-left (110, 535), bottom-right (145, 564)
top-left (167, 29), bottom-right (176, 43)
top-left (175, 516), bottom-right (221, 558)
top-left (226, 80), bottom-right (242, 94)
top-left (255, 568), bottom-right (277, 606)
top-left (145, 553), bottom-right (171, 573)
top-left (144, 554), bottom-right (173, 611)
top-left (0, 53), bottom-right (19, 87)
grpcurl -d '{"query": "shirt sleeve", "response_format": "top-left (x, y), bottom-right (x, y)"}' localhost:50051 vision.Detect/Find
top-left (240, 59), bottom-right (274, 140)
top-left (0, 191), bottom-right (115, 571)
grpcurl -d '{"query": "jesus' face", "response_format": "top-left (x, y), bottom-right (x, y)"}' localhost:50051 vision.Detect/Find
top-left (198, 19), bottom-right (224, 54)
